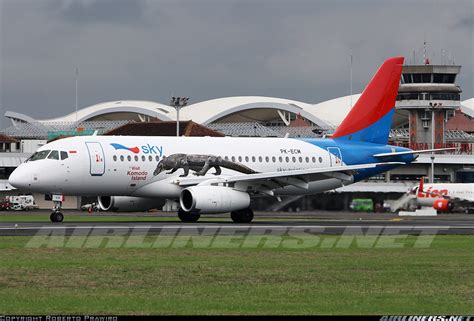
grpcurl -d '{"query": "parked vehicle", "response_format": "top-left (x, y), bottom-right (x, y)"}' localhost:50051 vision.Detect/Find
top-left (0, 199), bottom-right (12, 211)
top-left (349, 198), bottom-right (374, 212)
top-left (5, 195), bottom-right (37, 211)
top-left (81, 202), bottom-right (100, 213)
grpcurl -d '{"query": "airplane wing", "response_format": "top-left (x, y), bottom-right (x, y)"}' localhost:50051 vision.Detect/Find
top-left (174, 162), bottom-right (404, 191)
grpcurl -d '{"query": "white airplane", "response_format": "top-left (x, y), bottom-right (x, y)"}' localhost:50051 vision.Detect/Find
top-left (8, 56), bottom-right (450, 223)
top-left (412, 177), bottom-right (474, 212)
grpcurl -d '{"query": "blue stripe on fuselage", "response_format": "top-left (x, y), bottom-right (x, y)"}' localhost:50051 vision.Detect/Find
top-left (297, 138), bottom-right (415, 182)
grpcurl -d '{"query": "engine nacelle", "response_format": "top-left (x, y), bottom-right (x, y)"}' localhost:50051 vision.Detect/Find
top-left (97, 196), bottom-right (165, 212)
top-left (433, 199), bottom-right (454, 212)
top-left (180, 186), bottom-right (250, 214)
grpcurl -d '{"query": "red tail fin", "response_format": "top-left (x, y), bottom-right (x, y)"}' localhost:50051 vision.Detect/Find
top-left (332, 56), bottom-right (404, 144)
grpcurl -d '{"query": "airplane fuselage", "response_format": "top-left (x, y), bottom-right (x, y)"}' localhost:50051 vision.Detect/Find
top-left (10, 135), bottom-right (413, 198)
top-left (416, 183), bottom-right (474, 206)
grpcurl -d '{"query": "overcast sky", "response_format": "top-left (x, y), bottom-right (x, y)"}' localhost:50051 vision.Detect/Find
top-left (0, 0), bottom-right (472, 128)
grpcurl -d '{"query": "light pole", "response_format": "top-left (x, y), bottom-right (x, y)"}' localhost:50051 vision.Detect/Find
top-left (75, 67), bottom-right (79, 125)
top-left (429, 102), bottom-right (442, 183)
top-left (170, 96), bottom-right (189, 137)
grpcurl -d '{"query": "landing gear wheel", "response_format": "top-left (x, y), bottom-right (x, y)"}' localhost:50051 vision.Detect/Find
top-left (231, 208), bottom-right (254, 223)
top-left (178, 209), bottom-right (200, 223)
top-left (50, 212), bottom-right (64, 223)
top-left (55, 212), bottom-right (64, 223)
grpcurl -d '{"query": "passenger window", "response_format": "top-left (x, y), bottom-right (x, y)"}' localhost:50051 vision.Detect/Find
top-left (258, 156), bottom-right (262, 162)
top-left (142, 155), bottom-right (146, 162)
top-left (231, 156), bottom-right (235, 162)
top-left (319, 157), bottom-right (323, 163)
top-left (155, 155), bottom-right (159, 162)
top-left (113, 155), bottom-right (117, 162)
top-left (292, 157), bottom-right (296, 163)
top-left (245, 156), bottom-right (249, 162)
top-left (134, 155), bottom-right (139, 161)
top-left (252, 156), bottom-right (256, 162)
top-left (120, 155), bottom-right (124, 161)
top-left (60, 151), bottom-right (68, 160)
top-left (265, 156), bottom-right (269, 162)
top-left (149, 155), bottom-right (153, 162)
top-left (312, 157), bottom-right (316, 163)
top-left (299, 157), bottom-right (303, 163)
top-left (47, 150), bottom-right (59, 160)
top-left (305, 157), bottom-right (309, 163)
top-left (238, 156), bottom-right (242, 162)
top-left (279, 156), bottom-right (283, 162)
top-left (285, 156), bottom-right (289, 162)
top-left (272, 156), bottom-right (276, 162)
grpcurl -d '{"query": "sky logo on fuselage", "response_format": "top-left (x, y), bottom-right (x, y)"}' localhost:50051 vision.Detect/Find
top-left (110, 143), bottom-right (140, 154)
top-left (141, 144), bottom-right (163, 156)
top-left (110, 143), bottom-right (163, 156)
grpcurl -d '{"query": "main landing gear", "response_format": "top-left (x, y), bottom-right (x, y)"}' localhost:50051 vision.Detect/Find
top-left (50, 200), bottom-right (64, 223)
top-left (176, 208), bottom-right (255, 223)
top-left (230, 208), bottom-right (254, 223)
top-left (178, 208), bottom-right (200, 223)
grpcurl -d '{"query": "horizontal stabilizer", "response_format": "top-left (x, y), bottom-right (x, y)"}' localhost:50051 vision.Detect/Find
top-left (373, 148), bottom-right (456, 158)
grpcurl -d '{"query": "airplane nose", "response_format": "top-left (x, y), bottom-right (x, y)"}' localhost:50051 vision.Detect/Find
top-left (8, 167), bottom-right (29, 189)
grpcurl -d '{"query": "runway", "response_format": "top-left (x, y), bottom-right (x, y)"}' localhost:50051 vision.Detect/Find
top-left (1, 212), bottom-right (474, 236)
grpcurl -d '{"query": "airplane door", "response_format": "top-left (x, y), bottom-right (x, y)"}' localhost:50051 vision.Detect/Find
top-left (327, 147), bottom-right (343, 167)
top-left (86, 142), bottom-right (105, 176)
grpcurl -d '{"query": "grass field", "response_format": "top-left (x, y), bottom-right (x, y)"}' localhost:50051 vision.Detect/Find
top-left (0, 235), bottom-right (473, 315)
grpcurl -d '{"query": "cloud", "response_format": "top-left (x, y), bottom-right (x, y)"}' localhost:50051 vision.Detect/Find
top-left (453, 15), bottom-right (474, 31)
top-left (49, 0), bottom-right (147, 25)
top-left (0, 0), bottom-right (472, 126)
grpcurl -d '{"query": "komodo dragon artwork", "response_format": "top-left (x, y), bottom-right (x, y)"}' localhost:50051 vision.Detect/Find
top-left (153, 153), bottom-right (258, 177)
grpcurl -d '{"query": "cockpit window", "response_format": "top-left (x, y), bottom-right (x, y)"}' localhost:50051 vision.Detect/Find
top-left (60, 151), bottom-right (68, 160)
top-left (47, 150), bottom-right (59, 160)
top-left (28, 150), bottom-right (51, 161)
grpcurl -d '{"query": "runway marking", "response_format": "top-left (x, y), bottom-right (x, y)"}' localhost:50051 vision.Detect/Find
top-left (1, 225), bottom-right (473, 231)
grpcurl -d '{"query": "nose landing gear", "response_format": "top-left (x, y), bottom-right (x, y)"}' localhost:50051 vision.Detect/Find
top-left (50, 200), bottom-right (64, 223)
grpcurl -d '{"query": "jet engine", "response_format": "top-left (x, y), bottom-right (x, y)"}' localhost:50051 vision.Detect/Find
top-left (97, 196), bottom-right (165, 212)
top-left (180, 186), bottom-right (250, 214)
top-left (432, 199), bottom-right (454, 212)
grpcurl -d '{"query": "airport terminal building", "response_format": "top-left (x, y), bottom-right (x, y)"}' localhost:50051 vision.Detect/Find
top-left (1, 62), bottom-right (473, 210)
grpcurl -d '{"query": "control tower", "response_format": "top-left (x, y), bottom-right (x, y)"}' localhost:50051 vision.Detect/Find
top-left (395, 61), bottom-right (462, 148)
